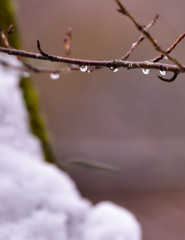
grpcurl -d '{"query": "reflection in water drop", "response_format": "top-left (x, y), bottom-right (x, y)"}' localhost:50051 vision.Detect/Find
top-left (110, 67), bottom-right (118, 72)
top-left (22, 71), bottom-right (30, 78)
top-left (142, 69), bottom-right (150, 75)
top-left (159, 70), bottom-right (166, 76)
top-left (131, 42), bottom-right (137, 48)
top-left (50, 73), bottom-right (60, 80)
top-left (80, 66), bottom-right (88, 72)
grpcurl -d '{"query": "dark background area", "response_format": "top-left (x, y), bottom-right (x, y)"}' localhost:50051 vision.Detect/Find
top-left (15, 1), bottom-right (185, 239)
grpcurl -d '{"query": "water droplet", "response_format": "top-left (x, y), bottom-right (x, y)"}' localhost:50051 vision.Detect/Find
top-left (131, 42), bottom-right (137, 48)
top-left (50, 73), bottom-right (60, 80)
top-left (159, 70), bottom-right (166, 76)
top-left (80, 65), bottom-right (88, 72)
top-left (164, 56), bottom-right (168, 60)
top-left (110, 67), bottom-right (118, 72)
top-left (22, 71), bottom-right (30, 78)
top-left (142, 69), bottom-right (150, 75)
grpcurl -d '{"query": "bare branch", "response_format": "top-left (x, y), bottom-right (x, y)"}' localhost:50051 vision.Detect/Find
top-left (150, 32), bottom-right (185, 62)
top-left (7, 24), bottom-right (14, 42)
top-left (115, 0), bottom-right (183, 71)
top-left (0, 44), bottom-right (184, 73)
top-left (121, 14), bottom-right (159, 60)
top-left (0, 28), bottom-right (10, 48)
top-left (0, 58), bottom-right (78, 75)
top-left (0, 2), bottom-right (185, 82)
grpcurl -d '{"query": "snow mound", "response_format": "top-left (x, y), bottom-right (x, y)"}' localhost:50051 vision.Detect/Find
top-left (0, 53), bottom-right (142, 240)
top-left (80, 201), bottom-right (142, 240)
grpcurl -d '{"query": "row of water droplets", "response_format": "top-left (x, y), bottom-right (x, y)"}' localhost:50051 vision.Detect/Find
top-left (142, 56), bottom-right (169, 76)
top-left (21, 65), bottom-right (167, 80)
top-left (80, 65), bottom-right (167, 76)
top-left (50, 66), bottom-right (167, 78)
top-left (142, 69), bottom-right (167, 76)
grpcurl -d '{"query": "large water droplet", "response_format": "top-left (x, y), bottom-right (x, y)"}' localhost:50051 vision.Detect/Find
top-left (159, 70), bottom-right (166, 76)
top-left (110, 67), bottom-right (118, 72)
top-left (142, 69), bottom-right (150, 75)
top-left (50, 73), bottom-right (60, 80)
top-left (80, 65), bottom-right (88, 72)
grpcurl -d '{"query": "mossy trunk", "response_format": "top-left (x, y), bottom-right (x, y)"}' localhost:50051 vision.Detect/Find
top-left (0, 0), bottom-right (56, 164)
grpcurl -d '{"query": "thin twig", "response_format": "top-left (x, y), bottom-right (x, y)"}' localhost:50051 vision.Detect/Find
top-left (7, 24), bottom-right (14, 41)
top-left (0, 28), bottom-right (10, 48)
top-left (0, 58), bottom-right (79, 75)
top-left (121, 14), bottom-right (159, 60)
top-left (115, 0), bottom-right (183, 71)
top-left (150, 32), bottom-right (185, 62)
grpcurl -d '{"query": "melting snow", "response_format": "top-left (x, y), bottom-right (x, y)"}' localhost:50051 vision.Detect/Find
top-left (0, 53), bottom-right (142, 240)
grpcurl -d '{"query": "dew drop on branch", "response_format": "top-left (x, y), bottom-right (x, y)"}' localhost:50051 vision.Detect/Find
top-left (131, 42), bottom-right (137, 48)
top-left (80, 65), bottom-right (88, 72)
top-left (159, 70), bottom-right (166, 76)
top-left (22, 71), bottom-right (30, 78)
top-left (142, 69), bottom-right (150, 75)
top-left (110, 67), bottom-right (119, 72)
top-left (50, 73), bottom-right (60, 80)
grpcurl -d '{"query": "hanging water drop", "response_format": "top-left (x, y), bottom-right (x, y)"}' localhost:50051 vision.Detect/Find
top-left (159, 70), bottom-right (166, 76)
top-left (22, 71), bottom-right (30, 78)
top-left (50, 73), bottom-right (60, 80)
top-left (110, 67), bottom-right (118, 72)
top-left (164, 56), bottom-right (168, 60)
top-left (131, 42), bottom-right (137, 48)
top-left (80, 65), bottom-right (88, 72)
top-left (142, 69), bottom-right (150, 75)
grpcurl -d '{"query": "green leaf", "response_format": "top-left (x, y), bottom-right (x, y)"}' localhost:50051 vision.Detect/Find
top-left (62, 158), bottom-right (119, 173)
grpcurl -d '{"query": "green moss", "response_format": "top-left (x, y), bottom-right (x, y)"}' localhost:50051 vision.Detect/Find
top-left (0, 0), bottom-right (56, 164)
top-left (19, 78), bottom-right (56, 163)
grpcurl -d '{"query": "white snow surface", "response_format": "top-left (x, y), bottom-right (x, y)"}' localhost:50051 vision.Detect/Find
top-left (0, 53), bottom-right (142, 240)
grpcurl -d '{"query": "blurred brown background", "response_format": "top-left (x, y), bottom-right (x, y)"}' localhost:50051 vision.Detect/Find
top-left (15, 0), bottom-right (185, 239)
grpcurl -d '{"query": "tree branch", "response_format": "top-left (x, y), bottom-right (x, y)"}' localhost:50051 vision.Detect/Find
top-left (121, 14), bottom-right (159, 60)
top-left (150, 32), bottom-right (185, 63)
top-left (0, 43), bottom-right (184, 72)
top-left (115, 0), bottom-right (183, 71)
top-left (0, 0), bottom-right (185, 82)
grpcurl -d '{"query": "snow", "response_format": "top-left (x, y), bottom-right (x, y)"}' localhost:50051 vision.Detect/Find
top-left (80, 202), bottom-right (142, 240)
top-left (0, 53), bottom-right (142, 240)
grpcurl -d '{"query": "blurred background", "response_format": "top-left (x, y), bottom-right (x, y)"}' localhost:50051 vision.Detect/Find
top-left (15, 0), bottom-right (185, 239)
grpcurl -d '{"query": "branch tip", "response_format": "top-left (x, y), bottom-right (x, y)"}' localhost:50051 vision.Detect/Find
top-left (158, 72), bottom-right (178, 82)
top-left (37, 40), bottom-right (50, 59)
top-left (37, 40), bottom-right (41, 52)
